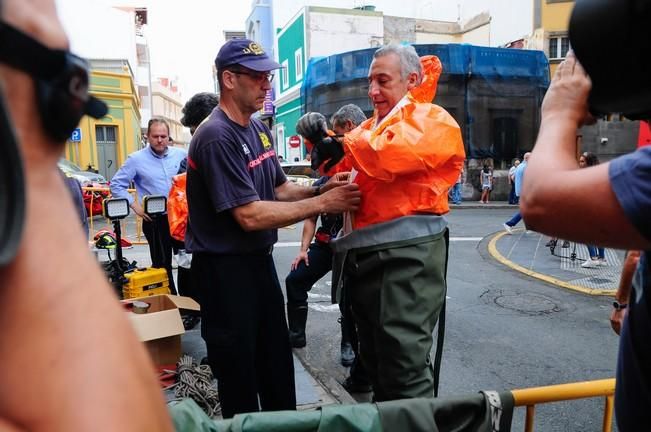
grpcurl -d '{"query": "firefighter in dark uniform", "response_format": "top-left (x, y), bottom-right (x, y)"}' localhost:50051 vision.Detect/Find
top-left (185, 38), bottom-right (361, 418)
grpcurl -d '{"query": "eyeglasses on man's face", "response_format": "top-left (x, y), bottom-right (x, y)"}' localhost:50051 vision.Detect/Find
top-left (230, 69), bottom-right (274, 84)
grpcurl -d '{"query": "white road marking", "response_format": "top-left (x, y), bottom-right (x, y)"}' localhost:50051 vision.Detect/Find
top-left (308, 296), bottom-right (452, 314)
top-left (276, 238), bottom-right (481, 248)
top-left (309, 304), bottom-right (340, 313)
top-left (307, 292), bottom-right (330, 299)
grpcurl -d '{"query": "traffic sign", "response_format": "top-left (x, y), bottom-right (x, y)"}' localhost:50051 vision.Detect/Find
top-left (288, 135), bottom-right (301, 148)
top-left (70, 128), bottom-right (82, 142)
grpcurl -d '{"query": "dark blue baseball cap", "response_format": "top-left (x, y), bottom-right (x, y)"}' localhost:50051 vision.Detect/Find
top-left (215, 38), bottom-right (283, 72)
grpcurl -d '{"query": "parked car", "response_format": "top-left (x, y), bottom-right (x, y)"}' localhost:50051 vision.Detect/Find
top-left (58, 158), bottom-right (109, 217)
top-left (280, 162), bottom-right (319, 186)
top-left (58, 158), bottom-right (108, 187)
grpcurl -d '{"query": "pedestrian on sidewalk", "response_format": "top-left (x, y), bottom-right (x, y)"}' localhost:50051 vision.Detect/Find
top-left (449, 164), bottom-right (464, 205)
top-left (508, 158), bottom-right (520, 205)
top-left (503, 152), bottom-right (530, 234)
top-left (479, 164), bottom-right (493, 203)
top-left (578, 152), bottom-right (607, 268)
top-left (185, 38), bottom-right (360, 419)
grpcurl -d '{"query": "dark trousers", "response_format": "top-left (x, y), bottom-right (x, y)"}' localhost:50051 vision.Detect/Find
top-left (508, 184), bottom-right (519, 205)
top-left (285, 242), bottom-right (333, 307)
top-left (193, 251), bottom-right (296, 419)
top-left (286, 242), bottom-right (368, 382)
top-left (340, 282), bottom-right (370, 384)
top-left (171, 239), bottom-right (198, 303)
top-left (142, 217), bottom-right (176, 294)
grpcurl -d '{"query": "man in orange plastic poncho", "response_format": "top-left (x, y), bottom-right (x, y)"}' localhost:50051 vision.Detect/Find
top-left (297, 44), bottom-right (465, 401)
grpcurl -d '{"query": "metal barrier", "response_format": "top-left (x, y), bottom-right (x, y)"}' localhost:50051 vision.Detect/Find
top-left (82, 186), bottom-right (147, 245)
top-left (511, 378), bottom-right (615, 432)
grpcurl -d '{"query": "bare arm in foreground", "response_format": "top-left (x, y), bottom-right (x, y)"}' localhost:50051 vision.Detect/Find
top-left (521, 52), bottom-right (650, 250)
top-left (0, 1), bottom-right (172, 430)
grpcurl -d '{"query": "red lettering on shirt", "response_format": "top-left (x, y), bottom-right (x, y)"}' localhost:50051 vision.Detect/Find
top-left (248, 149), bottom-right (276, 169)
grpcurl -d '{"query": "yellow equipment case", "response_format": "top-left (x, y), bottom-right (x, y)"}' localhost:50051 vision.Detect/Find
top-left (122, 267), bottom-right (170, 299)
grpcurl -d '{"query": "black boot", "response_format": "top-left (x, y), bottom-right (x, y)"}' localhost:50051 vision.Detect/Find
top-left (339, 313), bottom-right (355, 366)
top-left (340, 342), bottom-right (355, 367)
top-left (287, 305), bottom-right (308, 348)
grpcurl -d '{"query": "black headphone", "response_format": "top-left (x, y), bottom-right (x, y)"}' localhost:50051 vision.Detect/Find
top-left (570, 0), bottom-right (651, 120)
top-left (0, 88), bottom-right (23, 265)
top-left (0, 21), bottom-right (108, 265)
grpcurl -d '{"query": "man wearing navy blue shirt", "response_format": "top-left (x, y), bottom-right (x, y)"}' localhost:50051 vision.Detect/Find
top-left (111, 118), bottom-right (186, 294)
top-left (186, 38), bottom-right (360, 418)
top-left (521, 2), bottom-right (651, 429)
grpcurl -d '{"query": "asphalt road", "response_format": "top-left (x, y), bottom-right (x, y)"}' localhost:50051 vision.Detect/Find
top-left (274, 208), bottom-right (619, 432)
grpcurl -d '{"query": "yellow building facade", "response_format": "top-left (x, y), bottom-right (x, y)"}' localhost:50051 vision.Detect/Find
top-left (152, 79), bottom-right (188, 147)
top-left (531, 0), bottom-right (575, 77)
top-left (63, 69), bottom-right (141, 181)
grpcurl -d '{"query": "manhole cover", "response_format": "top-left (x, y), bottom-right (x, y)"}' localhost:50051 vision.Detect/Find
top-left (494, 294), bottom-right (560, 314)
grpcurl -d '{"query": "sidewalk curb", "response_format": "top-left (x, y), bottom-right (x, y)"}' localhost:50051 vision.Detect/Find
top-left (292, 348), bottom-right (357, 405)
top-left (487, 231), bottom-right (615, 297)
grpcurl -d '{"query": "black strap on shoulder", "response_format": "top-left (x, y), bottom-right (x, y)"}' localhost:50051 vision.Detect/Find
top-left (0, 21), bottom-right (66, 80)
top-left (0, 86), bottom-right (25, 265)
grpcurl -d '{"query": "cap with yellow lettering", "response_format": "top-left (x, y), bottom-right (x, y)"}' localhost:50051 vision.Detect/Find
top-left (215, 38), bottom-right (283, 71)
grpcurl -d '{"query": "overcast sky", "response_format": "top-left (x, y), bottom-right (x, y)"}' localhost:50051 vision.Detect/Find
top-left (120, 0), bottom-right (252, 99)
top-left (57, 0), bottom-right (532, 102)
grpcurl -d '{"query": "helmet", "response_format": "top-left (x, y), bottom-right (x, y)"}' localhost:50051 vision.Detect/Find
top-left (94, 231), bottom-right (117, 249)
top-left (570, 0), bottom-right (651, 119)
top-left (93, 229), bottom-right (111, 241)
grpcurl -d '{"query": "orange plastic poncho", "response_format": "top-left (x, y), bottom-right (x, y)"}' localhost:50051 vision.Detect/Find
top-left (167, 172), bottom-right (187, 242)
top-left (341, 55), bottom-right (465, 229)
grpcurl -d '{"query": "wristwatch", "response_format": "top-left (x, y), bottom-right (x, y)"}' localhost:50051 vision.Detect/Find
top-left (613, 301), bottom-right (628, 311)
top-left (313, 185), bottom-right (322, 196)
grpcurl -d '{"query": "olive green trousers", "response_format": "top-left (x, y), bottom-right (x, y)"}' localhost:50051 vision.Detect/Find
top-left (345, 231), bottom-right (448, 401)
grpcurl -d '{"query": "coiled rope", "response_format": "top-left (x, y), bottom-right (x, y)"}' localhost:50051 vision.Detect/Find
top-left (168, 354), bottom-right (221, 417)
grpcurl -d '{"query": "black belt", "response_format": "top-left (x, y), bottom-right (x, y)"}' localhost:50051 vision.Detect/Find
top-left (252, 245), bottom-right (274, 256)
top-left (195, 245), bottom-right (274, 256)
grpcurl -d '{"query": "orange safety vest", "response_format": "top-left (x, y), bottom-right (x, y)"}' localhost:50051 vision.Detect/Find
top-left (341, 55), bottom-right (466, 229)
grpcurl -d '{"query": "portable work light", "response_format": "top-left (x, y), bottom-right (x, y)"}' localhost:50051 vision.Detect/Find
top-left (143, 195), bottom-right (167, 216)
top-left (102, 197), bottom-right (130, 220)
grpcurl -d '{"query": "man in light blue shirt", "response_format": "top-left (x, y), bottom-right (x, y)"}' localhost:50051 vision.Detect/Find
top-left (110, 118), bottom-right (186, 293)
top-left (503, 152), bottom-right (530, 234)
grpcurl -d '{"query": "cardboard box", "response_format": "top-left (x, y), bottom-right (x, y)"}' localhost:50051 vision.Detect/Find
top-left (122, 295), bottom-right (200, 366)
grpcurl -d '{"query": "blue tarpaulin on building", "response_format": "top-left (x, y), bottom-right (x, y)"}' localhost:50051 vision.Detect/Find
top-left (301, 44), bottom-right (550, 163)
